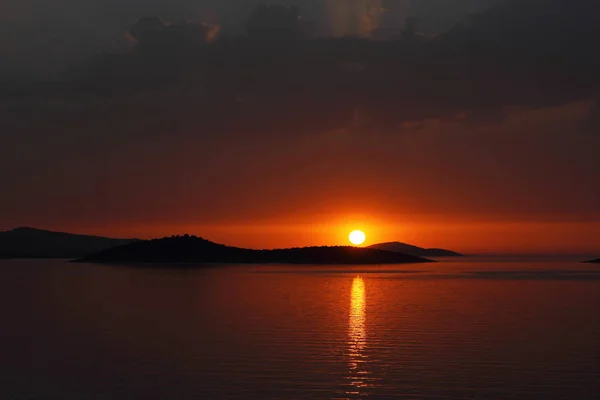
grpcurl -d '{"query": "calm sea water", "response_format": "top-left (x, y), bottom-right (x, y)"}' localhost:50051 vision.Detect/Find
top-left (1, 258), bottom-right (599, 399)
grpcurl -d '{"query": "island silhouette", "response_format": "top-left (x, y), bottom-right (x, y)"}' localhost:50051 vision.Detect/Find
top-left (368, 242), bottom-right (463, 257)
top-left (584, 258), bottom-right (600, 264)
top-left (76, 234), bottom-right (433, 265)
top-left (0, 227), bottom-right (137, 259)
top-left (1, 227), bottom-right (464, 263)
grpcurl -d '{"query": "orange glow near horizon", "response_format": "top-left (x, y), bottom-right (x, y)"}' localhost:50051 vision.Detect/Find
top-left (26, 216), bottom-right (600, 256)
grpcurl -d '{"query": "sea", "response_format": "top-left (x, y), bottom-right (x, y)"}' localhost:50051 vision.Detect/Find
top-left (1, 258), bottom-right (599, 399)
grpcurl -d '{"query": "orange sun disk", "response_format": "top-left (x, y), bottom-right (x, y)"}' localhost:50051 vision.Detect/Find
top-left (349, 230), bottom-right (366, 245)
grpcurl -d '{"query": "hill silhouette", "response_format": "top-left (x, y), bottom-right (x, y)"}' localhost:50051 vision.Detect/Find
top-left (368, 242), bottom-right (463, 257)
top-left (0, 227), bottom-right (138, 259)
top-left (77, 235), bottom-right (433, 265)
top-left (583, 258), bottom-right (600, 264)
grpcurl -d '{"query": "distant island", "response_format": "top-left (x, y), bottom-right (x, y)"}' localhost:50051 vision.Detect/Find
top-left (77, 235), bottom-right (433, 265)
top-left (583, 258), bottom-right (600, 264)
top-left (0, 227), bottom-right (137, 259)
top-left (368, 242), bottom-right (463, 257)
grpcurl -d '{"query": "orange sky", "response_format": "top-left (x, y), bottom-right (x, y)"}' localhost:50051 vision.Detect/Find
top-left (2, 99), bottom-right (600, 254)
top-left (1, 85), bottom-right (599, 255)
top-left (16, 214), bottom-right (598, 256)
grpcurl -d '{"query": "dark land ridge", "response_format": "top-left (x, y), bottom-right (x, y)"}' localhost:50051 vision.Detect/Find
top-left (583, 258), bottom-right (600, 263)
top-left (0, 227), bottom-right (137, 259)
top-left (77, 235), bottom-right (433, 265)
top-left (369, 242), bottom-right (463, 257)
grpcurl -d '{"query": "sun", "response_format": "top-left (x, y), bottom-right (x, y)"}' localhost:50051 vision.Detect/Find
top-left (349, 230), bottom-right (366, 246)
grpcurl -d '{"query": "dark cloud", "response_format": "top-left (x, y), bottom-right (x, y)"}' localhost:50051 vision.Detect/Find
top-left (0, 0), bottom-right (498, 78)
top-left (1, 0), bottom-right (598, 143)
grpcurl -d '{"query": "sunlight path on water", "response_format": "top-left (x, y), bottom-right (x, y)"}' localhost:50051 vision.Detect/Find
top-left (347, 276), bottom-right (370, 397)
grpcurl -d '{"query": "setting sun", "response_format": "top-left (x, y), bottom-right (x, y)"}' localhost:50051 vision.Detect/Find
top-left (349, 230), bottom-right (366, 245)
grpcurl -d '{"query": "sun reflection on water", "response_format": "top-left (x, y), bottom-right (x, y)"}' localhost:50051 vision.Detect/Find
top-left (347, 276), bottom-right (368, 396)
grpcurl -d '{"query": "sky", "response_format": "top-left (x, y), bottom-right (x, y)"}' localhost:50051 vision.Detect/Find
top-left (0, 0), bottom-right (498, 76)
top-left (1, 0), bottom-right (599, 255)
